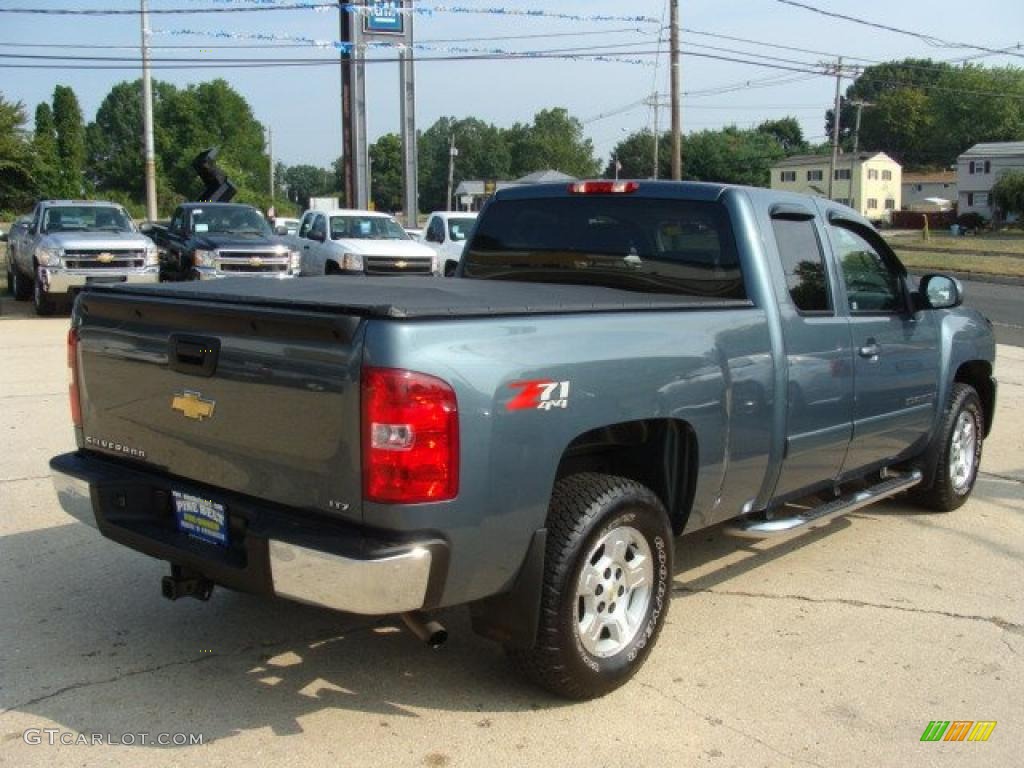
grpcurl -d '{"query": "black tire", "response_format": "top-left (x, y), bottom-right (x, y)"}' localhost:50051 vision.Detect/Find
top-left (508, 473), bottom-right (673, 700)
top-left (10, 263), bottom-right (31, 300)
top-left (910, 383), bottom-right (984, 512)
top-left (32, 266), bottom-right (56, 316)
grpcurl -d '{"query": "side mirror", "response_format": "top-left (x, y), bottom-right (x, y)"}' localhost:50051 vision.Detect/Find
top-left (138, 222), bottom-right (153, 235)
top-left (919, 274), bottom-right (962, 310)
top-left (309, 230), bottom-right (326, 243)
top-left (275, 225), bottom-right (287, 235)
top-left (0, 230), bottom-right (7, 242)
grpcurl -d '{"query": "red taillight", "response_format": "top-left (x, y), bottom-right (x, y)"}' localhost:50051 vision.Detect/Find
top-left (67, 327), bottom-right (82, 428)
top-left (568, 180), bottom-right (639, 195)
top-left (362, 367), bottom-right (459, 504)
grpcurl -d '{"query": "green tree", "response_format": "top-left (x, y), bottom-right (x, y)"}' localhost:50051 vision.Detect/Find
top-left (827, 60), bottom-right (1024, 168)
top-left (603, 131), bottom-right (670, 179)
top-left (682, 126), bottom-right (785, 186)
top-left (282, 164), bottom-right (334, 209)
top-left (506, 108), bottom-right (600, 179)
top-left (757, 117), bottom-right (807, 155)
top-left (991, 170), bottom-right (1024, 218)
top-left (369, 133), bottom-right (403, 212)
top-left (32, 102), bottom-right (60, 198)
top-left (0, 93), bottom-right (37, 212)
top-left (52, 85), bottom-right (87, 197)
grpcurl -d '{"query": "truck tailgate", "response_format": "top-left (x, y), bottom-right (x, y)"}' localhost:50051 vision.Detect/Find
top-left (74, 291), bottom-right (364, 521)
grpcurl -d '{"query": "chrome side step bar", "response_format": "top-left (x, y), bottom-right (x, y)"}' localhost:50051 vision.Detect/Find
top-left (725, 470), bottom-right (923, 538)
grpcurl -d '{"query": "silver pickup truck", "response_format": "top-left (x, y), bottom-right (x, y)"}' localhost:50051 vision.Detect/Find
top-left (7, 200), bottom-right (158, 315)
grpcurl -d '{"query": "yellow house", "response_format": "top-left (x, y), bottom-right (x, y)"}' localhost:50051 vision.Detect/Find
top-left (769, 152), bottom-right (902, 221)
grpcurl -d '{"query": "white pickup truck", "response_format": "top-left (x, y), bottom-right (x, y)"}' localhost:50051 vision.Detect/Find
top-left (422, 211), bottom-right (478, 276)
top-left (291, 208), bottom-right (439, 276)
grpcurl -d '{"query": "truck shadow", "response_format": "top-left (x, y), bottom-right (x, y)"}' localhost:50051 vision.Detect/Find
top-left (0, 524), bottom-right (560, 747)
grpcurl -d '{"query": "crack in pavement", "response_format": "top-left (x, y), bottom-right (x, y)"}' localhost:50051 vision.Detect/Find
top-left (0, 654), bottom-right (219, 717)
top-left (980, 470), bottom-right (1024, 485)
top-left (637, 680), bottom-right (827, 768)
top-left (673, 586), bottom-right (1024, 636)
top-left (0, 474), bottom-right (52, 485)
top-left (0, 626), bottom-right (362, 718)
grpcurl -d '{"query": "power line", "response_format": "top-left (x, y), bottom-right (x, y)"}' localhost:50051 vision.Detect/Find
top-left (773, 0), bottom-right (1024, 60)
top-left (0, 2), bottom-right (336, 15)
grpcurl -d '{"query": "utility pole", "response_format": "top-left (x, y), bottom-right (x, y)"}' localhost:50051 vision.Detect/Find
top-left (140, 0), bottom-right (157, 221)
top-left (650, 91), bottom-right (660, 180)
top-left (669, 0), bottom-right (681, 180)
top-left (828, 56), bottom-right (843, 200)
top-left (399, 1), bottom-right (419, 227)
top-left (850, 99), bottom-right (873, 155)
top-left (446, 133), bottom-right (457, 211)
top-left (267, 127), bottom-right (275, 205)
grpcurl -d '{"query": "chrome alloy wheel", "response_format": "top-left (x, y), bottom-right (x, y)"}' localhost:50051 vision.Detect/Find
top-left (949, 411), bottom-right (978, 494)
top-left (574, 524), bottom-right (653, 658)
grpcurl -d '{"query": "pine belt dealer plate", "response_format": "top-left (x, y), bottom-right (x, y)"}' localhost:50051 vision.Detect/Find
top-left (173, 491), bottom-right (228, 548)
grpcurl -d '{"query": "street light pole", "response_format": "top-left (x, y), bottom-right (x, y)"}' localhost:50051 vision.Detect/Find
top-left (140, 0), bottom-right (158, 221)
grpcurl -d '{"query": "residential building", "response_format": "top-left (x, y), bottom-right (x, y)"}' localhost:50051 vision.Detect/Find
top-left (901, 171), bottom-right (957, 210)
top-left (769, 152), bottom-right (902, 221)
top-left (957, 141), bottom-right (1024, 220)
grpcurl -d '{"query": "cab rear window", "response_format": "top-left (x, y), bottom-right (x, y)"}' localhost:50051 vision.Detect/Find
top-left (463, 197), bottom-right (745, 299)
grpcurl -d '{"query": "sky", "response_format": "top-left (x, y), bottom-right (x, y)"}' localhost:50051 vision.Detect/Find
top-left (1, 0), bottom-right (1023, 169)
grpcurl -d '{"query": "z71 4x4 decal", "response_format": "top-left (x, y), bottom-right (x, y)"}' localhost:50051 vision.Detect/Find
top-left (506, 380), bottom-right (571, 411)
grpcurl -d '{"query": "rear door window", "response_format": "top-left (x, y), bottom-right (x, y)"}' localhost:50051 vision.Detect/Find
top-left (463, 196), bottom-right (745, 299)
top-left (771, 217), bottom-right (831, 313)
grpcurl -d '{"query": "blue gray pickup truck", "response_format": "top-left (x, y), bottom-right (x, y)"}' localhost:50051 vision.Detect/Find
top-left (50, 180), bottom-right (995, 699)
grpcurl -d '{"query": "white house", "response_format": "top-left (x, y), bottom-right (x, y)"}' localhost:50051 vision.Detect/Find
top-left (901, 171), bottom-right (956, 210)
top-left (957, 141), bottom-right (1024, 219)
top-left (770, 152), bottom-right (902, 221)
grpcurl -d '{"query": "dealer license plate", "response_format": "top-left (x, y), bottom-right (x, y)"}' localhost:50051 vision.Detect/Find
top-left (173, 491), bottom-right (228, 548)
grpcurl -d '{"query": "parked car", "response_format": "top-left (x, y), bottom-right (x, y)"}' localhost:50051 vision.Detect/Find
top-left (273, 217), bottom-right (300, 236)
top-left (7, 200), bottom-right (158, 315)
top-left (150, 203), bottom-right (300, 281)
top-left (422, 211), bottom-right (478, 275)
top-left (51, 180), bottom-right (995, 699)
top-left (291, 208), bottom-right (438, 276)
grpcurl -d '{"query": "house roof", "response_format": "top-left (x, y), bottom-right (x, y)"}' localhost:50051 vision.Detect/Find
top-left (903, 171), bottom-right (956, 184)
top-left (960, 141), bottom-right (1024, 159)
top-left (454, 169), bottom-right (578, 197)
top-left (515, 169), bottom-right (576, 184)
top-left (771, 151), bottom-right (898, 169)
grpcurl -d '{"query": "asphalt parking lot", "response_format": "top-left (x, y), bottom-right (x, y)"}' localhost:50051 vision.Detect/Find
top-left (0, 294), bottom-right (1021, 767)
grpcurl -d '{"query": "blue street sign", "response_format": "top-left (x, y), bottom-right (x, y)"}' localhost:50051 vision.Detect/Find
top-left (364, 1), bottom-right (405, 35)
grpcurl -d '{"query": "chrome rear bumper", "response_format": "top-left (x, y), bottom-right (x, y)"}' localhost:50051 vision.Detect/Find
top-left (51, 463), bottom-right (434, 616)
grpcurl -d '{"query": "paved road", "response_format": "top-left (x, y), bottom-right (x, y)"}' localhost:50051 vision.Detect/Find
top-left (959, 277), bottom-right (1024, 348)
top-left (0, 297), bottom-right (1021, 767)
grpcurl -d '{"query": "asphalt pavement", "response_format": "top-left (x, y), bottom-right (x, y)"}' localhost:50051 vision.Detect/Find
top-left (0, 295), bottom-right (1021, 768)
top-left (958, 277), bottom-right (1024, 348)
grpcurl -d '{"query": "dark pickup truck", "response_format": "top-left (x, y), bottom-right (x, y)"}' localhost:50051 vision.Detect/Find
top-left (51, 181), bottom-right (995, 699)
top-left (149, 202), bottom-right (300, 280)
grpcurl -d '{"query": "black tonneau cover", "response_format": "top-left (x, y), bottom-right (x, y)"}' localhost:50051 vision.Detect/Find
top-left (89, 276), bottom-right (752, 319)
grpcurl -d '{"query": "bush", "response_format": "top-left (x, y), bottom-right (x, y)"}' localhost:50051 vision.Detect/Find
top-left (991, 170), bottom-right (1024, 218)
top-left (957, 212), bottom-right (987, 231)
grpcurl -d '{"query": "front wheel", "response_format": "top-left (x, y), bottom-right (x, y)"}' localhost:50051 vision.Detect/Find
top-left (508, 473), bottom-right (672, 699)
top-left (9, 262), bottom-right (31, 300)
top-left (32, 267), bottom-right (56, 316)
top-left (910, 383), bottom-right (984, 512)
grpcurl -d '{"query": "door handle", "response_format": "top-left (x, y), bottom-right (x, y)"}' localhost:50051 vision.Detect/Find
top-left (303, 245), bottom-right (310, 250)
top-left (859, 342), bottom-right (880, 359)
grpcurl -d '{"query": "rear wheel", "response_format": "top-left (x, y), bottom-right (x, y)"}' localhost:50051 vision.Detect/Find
top-left (507, 473), bottom-right (672, 699)
top-left (910, 383), bottom-right (984, 512)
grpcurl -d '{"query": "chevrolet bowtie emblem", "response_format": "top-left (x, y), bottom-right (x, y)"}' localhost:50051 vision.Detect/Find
top-left (172, 391), bottom-right (216, 421)
top-left (248, 256), bottom-right (263, 267)
top-left (96, 252), bottom-right (115, 263)
top-left (395, 260), bottom-right (408, 269)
